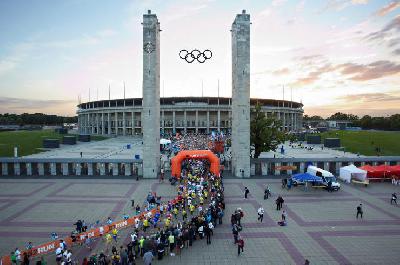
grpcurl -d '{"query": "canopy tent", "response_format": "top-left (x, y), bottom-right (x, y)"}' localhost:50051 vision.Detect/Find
top-left (339, 164), bottom-right (367, 183)
top-left (359, 165), bottom-right (400, 178)
top-left (375, 165), bottom-right (400, 177)
top-left (359, 165), bottom-right (381, 178)
top-left (160, 138), bottom-right (172, 145)
top-left (292, 173), bottom-right (323, 183)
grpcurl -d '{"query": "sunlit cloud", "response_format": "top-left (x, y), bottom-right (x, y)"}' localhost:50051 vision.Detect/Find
top-left (374, 1), bottom-right (400, 17)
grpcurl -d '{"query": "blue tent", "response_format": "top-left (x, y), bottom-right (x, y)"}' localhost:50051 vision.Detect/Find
top-left (292, 173), bottom-right (323, 183)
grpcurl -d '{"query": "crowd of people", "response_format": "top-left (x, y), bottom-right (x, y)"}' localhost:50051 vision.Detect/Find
top-left (11, 159), bottom-right (225, 265)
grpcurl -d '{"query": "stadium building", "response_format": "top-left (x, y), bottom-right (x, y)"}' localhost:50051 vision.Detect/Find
top-left (77, 97), bottom-right (303, 135)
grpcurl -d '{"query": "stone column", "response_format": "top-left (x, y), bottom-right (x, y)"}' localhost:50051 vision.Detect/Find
top-left (62, 163), bottom-right (68, 176)
top-left (1, 163), bottom-right (7, 175)
top-left (108, 112), bottom-right (111, 135)
top-left (217, 110), bottom-right (221, 132)
top-left (172, 111), bottom-right (176, 133)
top-left (101, 113), bottom-right (105, 135)
top-left (184, 110), bottom-right (187, 133)
top-left (38, 163), bottom-right (44, 176)
top-left (206, 111), bottom-right (210, 134)
top-left (195, 110), bottom-right (198, 133)
top-left (96, 113), bottom-right (100, 134)
top-left (142, 10), bottom-right (161, 178)
top-left (91, 114), bottom-right (95, 134)
top-left (335, 162), bottom-right (342, 175)
top-left (14, 163), bottom-right (20, 176)
top-left (87, 163), bottom-right (93, 175)
top-left (112, 163), bottom-right (118, 176)
top-left (75, 163), bottom-right (81, 175)
top-left (122, 111), bottom-right (126, 136)
top-left (115, 112), bottom-right (118, 135)
top-left (26, 163), bottom-right (32, 176)
top-left (324, 162), bottom-right (329, 171)
top-left (300, 162), bottom-right (305, 173)
top-left (231, 10), bottom-right (251, 178)
top-left (132, 111), bottom-right (135, 135)
top-left (287, 162), bottom-right (293, 175)
top-left (50, 163), bottom-right (56, 176)
top-left (161, 110), bottom-right (165, 134)
top-left (274, 162), bottom-right (281, 176)
top-left (99, 163), bottom-right (105, 175)
top-left (125, 163), bottom-right (131, 176)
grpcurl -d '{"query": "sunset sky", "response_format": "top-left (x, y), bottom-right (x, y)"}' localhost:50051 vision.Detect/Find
top-left (0, 0), bottom-right (399, 117)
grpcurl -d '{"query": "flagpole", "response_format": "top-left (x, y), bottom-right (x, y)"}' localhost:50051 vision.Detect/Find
top-left (123, 81), bottom-right (126, 107)
top-left (217, 79), bottom-right (220, 106)
top-left (108, 84), bottom-right (111, 107)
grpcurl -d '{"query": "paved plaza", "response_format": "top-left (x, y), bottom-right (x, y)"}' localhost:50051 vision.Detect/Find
top-left (0, 178), bottom-right (399, 264)
top-left (25, 137), bottom-right (143, 159)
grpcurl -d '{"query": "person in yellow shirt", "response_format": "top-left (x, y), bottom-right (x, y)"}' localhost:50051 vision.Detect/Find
top-left (182, 209), bottom-right (187, 221)
top-left (189, 204), bottom-right (195, 215)
top-left (164, 217), bottom-right (171, 228)
top-left (173, 207), bottom-right (178, 218)
top-left (112, 228), bottom-right (118, 242)
top-left (105, 233), bottom-right (112, 244)
top-left (204, 190), bottom-right (208, 199)
top-left (199, 196), bottom-right (204, 205)
top-left (143, 218), bottom-right (149, 232)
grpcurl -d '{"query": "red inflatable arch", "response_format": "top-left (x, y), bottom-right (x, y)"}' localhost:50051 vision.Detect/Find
top-left (171, 150), bottom-right (220, 178)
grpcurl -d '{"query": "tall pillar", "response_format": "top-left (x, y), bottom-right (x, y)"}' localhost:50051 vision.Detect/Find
top-left (231, 10), bottom-right (251, 178)
top-left (101, 113), bottom-right (105, 135)
top-left (91, 114), bottom-right (95, 134)
top-left (96, 113), bottom-right (100, 134)
top-left (142, 10), bottom-right (161, 178)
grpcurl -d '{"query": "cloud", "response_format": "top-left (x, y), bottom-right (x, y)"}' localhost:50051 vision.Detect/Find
top-left (337, 92), bottom-right (400, 103)
top-left (366, 15), bottom-right (400, 41)
top-left (338, 60), bottom-right (400, 80)
top-left (374, 1), bottom-right (400, 17)
top-left (290, 63), bottom-right (335, 86)
top-left (393, 48), bottom-right (400, 55)
top-left (272, 67), bottom-right (290, 75)
top-left (42, 29), bottom-right (118, 49)
top-left (320, 0), bottom-right (368, 13)
top-left (272, 0), bottom-right (287, 7)
top-left (0, 42), bottom-right (34, 76)
top-left (0, 97), bottom-right (76, 115)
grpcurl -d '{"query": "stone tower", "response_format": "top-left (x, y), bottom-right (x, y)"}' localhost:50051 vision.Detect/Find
top-left (231, 10), bottom-right (250, 178)
top-left (142, 10), bottom-right (160, 178)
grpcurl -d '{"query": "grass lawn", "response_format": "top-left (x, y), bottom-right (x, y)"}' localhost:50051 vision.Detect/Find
top-left (0, 130), bottom-right (107, 157)
top-left (320, 130), bottom-right (400, 156)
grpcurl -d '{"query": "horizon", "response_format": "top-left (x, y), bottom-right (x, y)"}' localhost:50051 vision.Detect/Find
top-left (0, 0), bottom-right (399, 117)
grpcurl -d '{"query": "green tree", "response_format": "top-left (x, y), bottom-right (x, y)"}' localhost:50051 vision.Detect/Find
top-left (251, 102), bottom-right (285, 158)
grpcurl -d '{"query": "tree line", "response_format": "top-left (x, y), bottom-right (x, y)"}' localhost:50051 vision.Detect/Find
top-left (304, 112), bottom-right (400, 131)
top-left (0, 113), bottom-right (77, 125)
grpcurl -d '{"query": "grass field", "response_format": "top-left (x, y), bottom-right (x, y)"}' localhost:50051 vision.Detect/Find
top-left (0, 130), bottom-right (107, 157)
top-left (320, 130), bottom-right (400, 156)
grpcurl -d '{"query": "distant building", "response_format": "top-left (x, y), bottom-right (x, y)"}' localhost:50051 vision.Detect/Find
top-left (77, 97), bottom-right (304, 135)
top-left (326, 120), bottom-right (354, 130)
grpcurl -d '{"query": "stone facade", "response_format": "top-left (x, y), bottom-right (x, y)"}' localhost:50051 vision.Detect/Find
top-left (77, 97), bottom-right (303, 136)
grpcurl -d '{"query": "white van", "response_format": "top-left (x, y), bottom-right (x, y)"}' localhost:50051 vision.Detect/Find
top-left (307, 166), bottom-right (341, 191)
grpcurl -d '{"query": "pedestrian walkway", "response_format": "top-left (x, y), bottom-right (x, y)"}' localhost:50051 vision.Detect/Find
top-left (0, 178), bottom-right (399, 264)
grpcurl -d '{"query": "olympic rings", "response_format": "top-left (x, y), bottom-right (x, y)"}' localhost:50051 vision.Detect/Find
top-left (179, 49), bottom-right (212, 63)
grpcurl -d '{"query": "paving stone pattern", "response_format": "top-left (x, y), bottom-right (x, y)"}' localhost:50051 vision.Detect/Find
top-left (0, 178), bottom-right (399, 264)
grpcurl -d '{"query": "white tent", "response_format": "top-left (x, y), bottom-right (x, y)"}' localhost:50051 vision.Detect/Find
top-left (160, 138), bottom-right (171, 145)
top-left (339, 164), bottom-right (367, 183)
